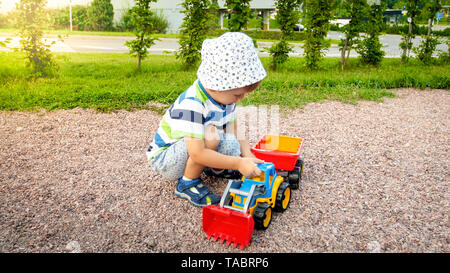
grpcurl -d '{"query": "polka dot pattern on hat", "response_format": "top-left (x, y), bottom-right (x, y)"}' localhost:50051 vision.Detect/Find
top-left (197, 32), bottom-right (267, 91)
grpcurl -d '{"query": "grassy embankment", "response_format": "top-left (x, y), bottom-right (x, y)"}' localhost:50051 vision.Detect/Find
top-left (0, 52), bottom-right (448, 113)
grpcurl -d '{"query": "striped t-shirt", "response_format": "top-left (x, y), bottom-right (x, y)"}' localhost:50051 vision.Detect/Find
top-left (147, 80), bottom-right (237, 160)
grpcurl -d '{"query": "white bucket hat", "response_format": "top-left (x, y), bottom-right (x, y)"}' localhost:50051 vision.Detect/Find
top-left (197, 32), bottom-right (267, 91)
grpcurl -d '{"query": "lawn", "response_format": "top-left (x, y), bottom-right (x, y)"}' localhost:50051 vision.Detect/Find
top-left (0, 52), bottom-right (448, 112)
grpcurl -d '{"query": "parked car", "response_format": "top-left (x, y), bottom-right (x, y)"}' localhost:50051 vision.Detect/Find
top-left (294, 24), bottom-right (304, 31)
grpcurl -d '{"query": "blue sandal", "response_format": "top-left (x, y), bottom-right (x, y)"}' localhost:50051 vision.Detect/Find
top-left (174, 178), bottom-right (220, 207)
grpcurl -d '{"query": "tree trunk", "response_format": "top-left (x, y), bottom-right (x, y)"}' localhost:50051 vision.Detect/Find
top-left (408, 19), bottom-right (412, 41)
top-left (427, 18), bottom-right (432, 37)
top-left (402, 21), bottom-right (413, 61)
top-left (137, 35), bottom-right (144, 68)
top-left (340, 38), bottom-right (348, 70)
top-left (346, 42), bottom-right (351, 65)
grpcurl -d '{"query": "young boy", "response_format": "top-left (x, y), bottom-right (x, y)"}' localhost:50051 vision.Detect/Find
top-left (147, 32), bottom-right (267, 207)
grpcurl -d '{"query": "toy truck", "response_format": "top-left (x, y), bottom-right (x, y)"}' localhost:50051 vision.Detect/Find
top-left (202, 162), bottom-right (291, 249)
top-left (251, 134), bottom-right (304, 190)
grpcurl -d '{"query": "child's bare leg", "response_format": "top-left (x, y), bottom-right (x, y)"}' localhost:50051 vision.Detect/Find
top-left (183, 125), bottom-right (220, 179)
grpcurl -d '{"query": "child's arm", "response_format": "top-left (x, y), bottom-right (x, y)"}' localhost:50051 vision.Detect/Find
top-left (184, 136), bottom-right (262, 177)
top-left (227, 119), bottom-right (257, 158)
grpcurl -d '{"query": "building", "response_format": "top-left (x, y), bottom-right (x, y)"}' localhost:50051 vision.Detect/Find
top-left (9, 0), bottom-right (278, 34)
top-left (217, 0), bottom-right (276, 31)
top-left (110, 0), bottom-right (134, 25)
top-left (111, 0), bottom-right (276, 34)
top-left (384, 9), bottom-right (402, 25)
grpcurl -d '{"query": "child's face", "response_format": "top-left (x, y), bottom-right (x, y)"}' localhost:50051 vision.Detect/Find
top-left (207, 82), bottom-right (260, 105)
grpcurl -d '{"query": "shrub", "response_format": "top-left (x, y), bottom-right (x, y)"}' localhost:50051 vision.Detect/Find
top-left (125, 0), bottom-right (158, 68)
top-left (0, 13), bottom-right (9, 28)
top-left (268, 0), bottom-right (302, 70)
top-left (303, 0), bottom-right (333, 70)
top-left (177, 0), bottom-right (216, 68)
top-left (49, 5), bottom-right (89, 30)
top-left (116, 9), bottom-right (133, 31)
top-left (356, 1), bottom-right (385, 66)
top-left (339, 0), bottom-right (367, 70)
top-left (226, 0), bottom-right (253, 31)
top-left (117, 8), bottom-right (168, 33)
top-left (268, 40), bottom-right (292, 68)
top-left (72, 5), bottom-right (89, 30)
top-left (414, 35), bottom-right (441, 64)
top-left (14, 0), bottom-right (58, 77)
top-left (332, 21), bottom-right (450, 37)
top-left (400, 0), bottom-right (424, 63)
top-left (87, 0), bottom-right (114, 31)
top-left (49, 7), bottom-right (68, 29)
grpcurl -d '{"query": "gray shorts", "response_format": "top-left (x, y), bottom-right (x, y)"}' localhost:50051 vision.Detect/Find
top-left (150, 133), bottom-right (241, 181)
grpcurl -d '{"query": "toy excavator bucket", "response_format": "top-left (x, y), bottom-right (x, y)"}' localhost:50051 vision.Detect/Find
top-left (202, 205), bottom-right (254, 249)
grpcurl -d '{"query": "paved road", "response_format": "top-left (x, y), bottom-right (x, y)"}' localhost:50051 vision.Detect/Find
top-left (324, 31), bottom-right (449, 58)
top-left (0, 34), bottom-right (179, 54)
top-left (1, 31), bottom-right (448, 58)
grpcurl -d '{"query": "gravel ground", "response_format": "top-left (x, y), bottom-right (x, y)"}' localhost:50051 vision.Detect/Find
top-left (0, 88), bottom-right (449, 253)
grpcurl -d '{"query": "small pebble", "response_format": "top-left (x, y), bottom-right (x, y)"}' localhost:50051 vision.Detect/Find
top-left (65, 241), bottom-right (81, 253)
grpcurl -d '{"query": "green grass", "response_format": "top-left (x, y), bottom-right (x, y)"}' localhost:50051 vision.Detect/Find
top-left (246, 57), bottom-right (450, 108)
top-left (0, 52), bottom-right (448, 112)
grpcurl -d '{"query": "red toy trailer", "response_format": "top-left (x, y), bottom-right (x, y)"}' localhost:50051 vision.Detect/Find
top-left (251, 134), bottom-right (304, 189)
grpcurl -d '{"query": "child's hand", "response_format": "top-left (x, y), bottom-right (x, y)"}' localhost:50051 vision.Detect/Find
top-left (238, 157), bottom-right (264, 178)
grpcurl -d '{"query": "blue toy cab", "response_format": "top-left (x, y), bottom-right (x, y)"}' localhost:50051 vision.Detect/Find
top-left (218, 162), bottom-right (291, 230)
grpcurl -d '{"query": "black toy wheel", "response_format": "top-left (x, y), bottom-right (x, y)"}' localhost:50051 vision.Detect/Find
top-left (274, 182), bottom-right (291, 212)
top-left (288, 172), bottom-right (299, 189)
top-left (297, 158), bottom-right (304, 182)
top-left (253, 203), bottom-right (272, 230)
top-left (288, 158), bottom-right (303, 190)
top-left (295, 157), bottom-right (303, 168)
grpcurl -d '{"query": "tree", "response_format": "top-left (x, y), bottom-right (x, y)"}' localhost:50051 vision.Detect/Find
top-left (356, 1), bottom-right (386, 66)
top-left (0, 37), bottom-right (10, 48)
top-left (399, 0), bottom-right (425, 63)
top-left (339, 0), bottom-right (366, 70)
top-left (72, 5), bottom-right (89, 31)
top-left (303, 0), bottom-right (334, 70)
top-left (177, 0), bottom-right (216, 68)
top-left (125, 0), bottom-right (157, 68)
top-left (49, 5), bottom-right (89, 30)
top-left (268, 0), bottom-right (302, 69)
top-left (382, 0), bottom-right (401, 8)
top-left (226, 0), bottom-right (253, 31)
top-left (422, 0), bottom-right (441, 36)
top-left (413, 0), bottom-right (442, 64)
top-left (15, 0), bottom-right (58, 77)
top-left (0, 0), bottom-right (10, 48)
top-left (87, 0), bottom-right (114, 31)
